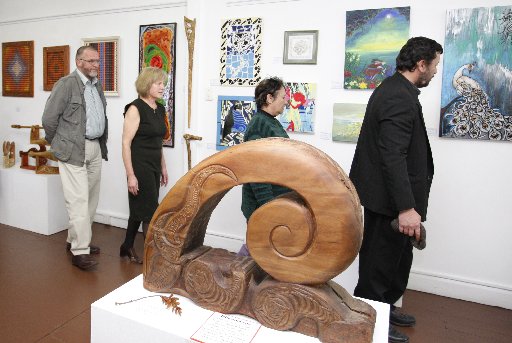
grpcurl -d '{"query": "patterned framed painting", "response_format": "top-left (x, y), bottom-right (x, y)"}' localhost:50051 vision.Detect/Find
top-left (82, 36), bottom-right (119, 96)
top-left (216, 96), bottom-right (256, 150)
top-left (283, 30), bottom-right (318, 64)
top-left (439, 6), bottom-right (512, 141)
top-left (2, 41), bottom-right (34, 97)
top-left (277, 82), bottom-right (316, 133)
top-left (43, 45), bottom-right (70, 91)
top-left (344, 7), bottom-right (410, 90)
top-left (139, 23), bottom-right (177, 148)
top-left (220, 17), bottom-right (262, 86)
top-left (332, 103), bottom-right (366, 143)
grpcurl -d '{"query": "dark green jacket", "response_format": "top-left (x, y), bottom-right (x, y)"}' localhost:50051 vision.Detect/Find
top-left (241, 110), bottom-right (290, 220)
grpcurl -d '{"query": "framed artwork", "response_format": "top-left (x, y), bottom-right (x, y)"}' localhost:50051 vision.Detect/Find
top-left (283, 30), bottom-right (318, 64)
top-left (439, 6), bottom-right (512, 141)
top-left (139, 23), bottom-right (177, 148)
top-left (277, 82), bottom-right (316, 133)
top-left (82, 36), bottom-right (119, 96)
top-left (344, 7), bottom-right (410, 90)
top-left (332, 103), bottom-right (366, 143)
top-left (2, 40), bottom-right (34, 97)
top-left (43, 45), bottom-right (70, 91)
top-left (216, 96), bottom-right (256, 150)
top-left (220, 17), bottom-right (262, 86)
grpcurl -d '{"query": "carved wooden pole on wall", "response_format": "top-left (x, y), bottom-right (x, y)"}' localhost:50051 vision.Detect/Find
top-left (183, 133), bottom-right (202, 171)
top-left (143, 138), bottom-right (376, 343)
top-left (184, 16), bottom-right (196, 128)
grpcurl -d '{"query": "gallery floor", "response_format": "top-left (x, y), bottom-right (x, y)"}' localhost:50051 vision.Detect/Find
top-left (0, 223), bottom-right (510, 343)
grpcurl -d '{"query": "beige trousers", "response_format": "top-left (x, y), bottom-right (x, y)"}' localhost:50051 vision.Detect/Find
top-left (58, 140), bottom-right (102, 255)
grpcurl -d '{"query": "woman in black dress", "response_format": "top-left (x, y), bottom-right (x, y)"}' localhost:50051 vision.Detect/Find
top-left (120, 67), bottom-right (169, 263)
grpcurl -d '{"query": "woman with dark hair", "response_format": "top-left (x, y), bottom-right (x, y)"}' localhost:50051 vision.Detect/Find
top-left (120, 67), bottom-right (169, 263)
top-left (238, 77), bottom-right (290, 256)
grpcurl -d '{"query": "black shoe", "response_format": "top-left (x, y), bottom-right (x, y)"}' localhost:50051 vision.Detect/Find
top-left (390, 308), bottom-right (416, 327)
top-left (389, 325), bottom-right (409, 343)
top-left (67, 243), bottom-right (100, 254)
top-left (120, 245), bottom-right (142, 264)
top-left (71, 254), bottom-right (98, 270)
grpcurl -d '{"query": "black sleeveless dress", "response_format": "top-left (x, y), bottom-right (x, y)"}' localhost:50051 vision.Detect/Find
top-left (124, 98), bottom-right (166, 222)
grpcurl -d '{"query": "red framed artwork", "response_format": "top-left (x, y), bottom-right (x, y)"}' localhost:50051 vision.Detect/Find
top-left (2, 41), bottom-right (34, 97)
top-left (43, 45), bottom-right (70, 91)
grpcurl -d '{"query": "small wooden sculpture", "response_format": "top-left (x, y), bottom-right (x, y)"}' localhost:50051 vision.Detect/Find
top-left (2, 141), bottom-right (15, 168)
top-left (11, 124), bottom-right (59, 174)
top-left (184, 16), bottom-right (196, 128)
top-left (144, 138), bottom-right (376, 343)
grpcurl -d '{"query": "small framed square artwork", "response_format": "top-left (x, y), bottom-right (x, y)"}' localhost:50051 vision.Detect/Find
top-left (283, 30), bottom-right (318, 64)
top-left (43, 45), bottom-right (70, 91)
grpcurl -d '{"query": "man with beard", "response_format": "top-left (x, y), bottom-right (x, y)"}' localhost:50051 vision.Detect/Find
top-left (349, 37), bottom-right (442, 343)
top-left (43, 46), bottom-right (108, 270)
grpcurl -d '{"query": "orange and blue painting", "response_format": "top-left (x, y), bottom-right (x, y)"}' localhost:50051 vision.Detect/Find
top-left (439, 6), bottom-right (512, 141)
top-left (344, 7), bottom-right (410, 90)
top-left (278, 82), bottom-right (316, 133)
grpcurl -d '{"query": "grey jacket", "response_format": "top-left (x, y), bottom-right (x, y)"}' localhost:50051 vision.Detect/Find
top-left (42, 70), bottom-right (108, 166)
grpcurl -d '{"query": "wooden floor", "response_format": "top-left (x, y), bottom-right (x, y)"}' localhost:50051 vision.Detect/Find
top-left (0, 223), bottom-right (511, 343)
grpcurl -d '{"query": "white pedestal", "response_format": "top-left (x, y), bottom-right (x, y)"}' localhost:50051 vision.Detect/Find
top-left (0, 165), bottom-right (68, 235)
top-left (91, 275), bottom-right (389, 343)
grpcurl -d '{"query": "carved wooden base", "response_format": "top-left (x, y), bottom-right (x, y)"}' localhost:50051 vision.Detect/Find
top-left (145, 247), bottom-right (375, 343)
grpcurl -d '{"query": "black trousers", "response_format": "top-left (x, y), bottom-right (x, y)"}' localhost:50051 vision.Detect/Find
top-left (353, 208), bottom-right (413, 305)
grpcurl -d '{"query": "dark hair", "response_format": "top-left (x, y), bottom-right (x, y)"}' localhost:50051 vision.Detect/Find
top-left (396, 37), bottom-right (443, 72)
top-left (254, 77), bottom-right (285, 109)
top-left (76, 45), bottom-right (98, 60)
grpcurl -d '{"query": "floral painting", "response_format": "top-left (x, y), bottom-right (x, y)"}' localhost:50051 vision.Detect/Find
top-left (278, 82), bottom-right (316, 133)
top-left (139, 23), bottom-right (177, 147)
top-left (439, 6), bottom-right (512, 141)
top-left (216, 96), bottom-right (256, 150)
top-left (220, 17), bottom-right (262, 86)
top-left (344, 7), bottom-right (410, 90)
top-left (332, 103), bottom-right (366, 143)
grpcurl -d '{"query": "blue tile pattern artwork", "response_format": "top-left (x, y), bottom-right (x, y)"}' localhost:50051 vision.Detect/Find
top-left (220, 18), bottom-right (262, 86)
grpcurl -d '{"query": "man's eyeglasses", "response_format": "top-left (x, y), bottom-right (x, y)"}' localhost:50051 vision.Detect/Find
top-left (80, 59), bottom-right (100, 65)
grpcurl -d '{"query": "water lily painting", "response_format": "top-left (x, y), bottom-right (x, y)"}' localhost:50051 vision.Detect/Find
top-left (439, 6), bottom-right (512, 141)
top-left (344, 7), bottom-right (410, 90)
top-left (216, 96), bottom-right (256, 150)
top-left (139, 23), bottom-right (177, 147)
top-left (277, 82), bottom-right (316, 133)
top-left (220, 17), bottom-right (262, 86)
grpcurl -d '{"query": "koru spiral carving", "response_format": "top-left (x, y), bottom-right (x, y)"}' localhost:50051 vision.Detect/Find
top-left (143, 138), bottom-right (375, 343)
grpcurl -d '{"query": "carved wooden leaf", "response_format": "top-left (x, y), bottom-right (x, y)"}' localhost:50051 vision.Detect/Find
top-left (161, 294), bottom-right (182, 316)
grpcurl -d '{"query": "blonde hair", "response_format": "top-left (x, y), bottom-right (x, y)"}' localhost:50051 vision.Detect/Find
top-left (135, 67), bottom-right (168, 97)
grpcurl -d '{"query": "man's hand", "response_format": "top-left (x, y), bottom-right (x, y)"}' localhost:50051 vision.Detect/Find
top-left (398, 208), bottom-right (421, 242)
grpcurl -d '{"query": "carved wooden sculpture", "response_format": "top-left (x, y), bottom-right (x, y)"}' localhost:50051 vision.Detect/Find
top-left (143, 138), bottom-right (376, 343)
top-left (184, 16), bottom-right (196, 128)
top-left (2, 141), bottom-right (15, 168)
top-left (11, 124), bottom-right (58, 174)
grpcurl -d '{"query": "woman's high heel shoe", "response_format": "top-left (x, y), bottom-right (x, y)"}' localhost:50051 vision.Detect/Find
top-left (120, 245), bottom-right (142, 264)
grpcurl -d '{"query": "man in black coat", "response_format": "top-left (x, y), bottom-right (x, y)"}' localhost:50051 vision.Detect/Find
top-left (349, 37), bottom-right (443, 343)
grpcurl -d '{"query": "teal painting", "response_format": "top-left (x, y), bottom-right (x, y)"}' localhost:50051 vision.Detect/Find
top-left (332, 103), bottom-right (366, 143)
top-left (440, 6), bottom-right (512, 141)
top-left (344, 7), bottom-right (410, 90)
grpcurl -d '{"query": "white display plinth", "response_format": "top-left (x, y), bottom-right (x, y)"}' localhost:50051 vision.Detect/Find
top-left (91, 275), bottom-right (389, 343)
top-left (0, 165), bottom-right (68, 235)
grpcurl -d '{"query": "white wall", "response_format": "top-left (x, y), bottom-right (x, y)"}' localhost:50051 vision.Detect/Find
top-left (1, 0), bottom-right (511, 309)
